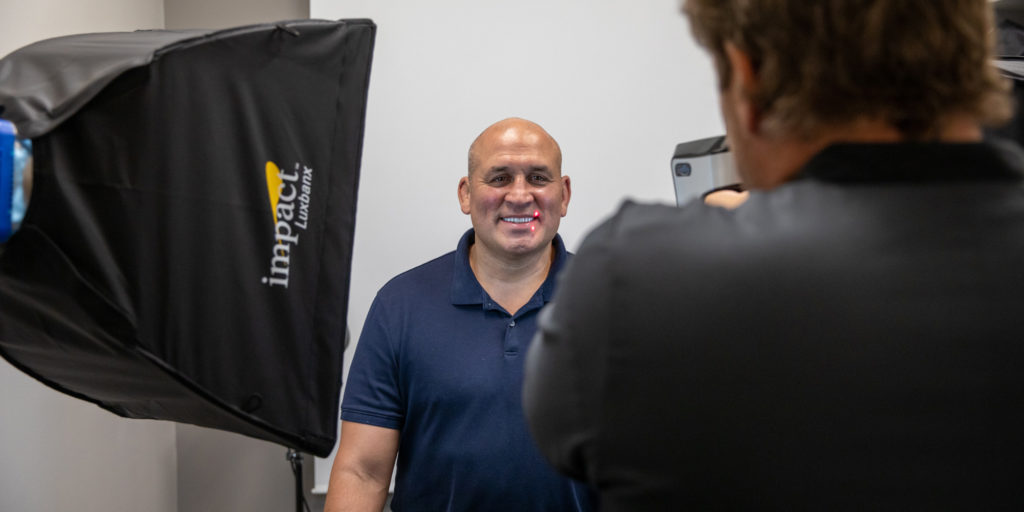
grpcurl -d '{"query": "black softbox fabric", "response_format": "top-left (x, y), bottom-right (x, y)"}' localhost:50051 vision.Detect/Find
top-left (0, 19), bottom-right (375, 457)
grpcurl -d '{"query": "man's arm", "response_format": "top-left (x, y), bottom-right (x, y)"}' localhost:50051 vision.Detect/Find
top-left (324, 421), bottom-right (400, 512)
top-left (523, 215), bottom-right (619, 484)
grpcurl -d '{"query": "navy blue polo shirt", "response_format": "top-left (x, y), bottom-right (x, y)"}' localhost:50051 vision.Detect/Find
top-left (341, 229), bottom-right (592, 512)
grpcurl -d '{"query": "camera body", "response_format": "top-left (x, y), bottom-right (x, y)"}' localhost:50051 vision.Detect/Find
top-left (670, 135), bottom-right (739, 206)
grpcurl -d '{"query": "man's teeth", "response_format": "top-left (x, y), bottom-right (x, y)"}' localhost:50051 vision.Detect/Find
top-left (502, 216), bottom-right (535, 223)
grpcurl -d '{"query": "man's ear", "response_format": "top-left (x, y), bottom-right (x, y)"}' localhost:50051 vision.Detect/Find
top-left (724, 42), bottom-right (761, 134)
top-left (458, 176), bottom-right (471, 214)
top-left (559, 175), bottom-right (571, 217)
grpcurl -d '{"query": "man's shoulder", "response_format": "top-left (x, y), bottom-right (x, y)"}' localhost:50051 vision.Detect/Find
top-left (576, 193), bottom-right (834, 276)
top-left (582, 199), bottom-right (742, 255)
top-left (376, 250), bottom-right (457, 300)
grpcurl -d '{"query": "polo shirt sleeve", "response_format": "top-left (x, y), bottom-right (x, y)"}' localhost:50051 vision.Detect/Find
top-left (523, 211), bottom-right (620, 485)
top-left (340, 292), bottom-right (405, 430)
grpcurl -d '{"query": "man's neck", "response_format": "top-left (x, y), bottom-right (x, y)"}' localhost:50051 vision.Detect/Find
top-left (468, 242), bottom-right (554, 315)
top-left (752, 114), bottom-right (984, 189)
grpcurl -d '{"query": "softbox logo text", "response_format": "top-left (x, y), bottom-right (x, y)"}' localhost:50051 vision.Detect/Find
top-left (262, 161), bottom-right (315, 288)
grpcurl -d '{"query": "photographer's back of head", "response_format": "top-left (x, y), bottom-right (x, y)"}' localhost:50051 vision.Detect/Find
top-left (683, 0), bottom-right (1012, 188)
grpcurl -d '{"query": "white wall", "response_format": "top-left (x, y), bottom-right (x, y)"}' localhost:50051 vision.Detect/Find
top-left (0, 0), bottom-right (164, 58)
top-left (176, 424), bottom-right (309, 512)
top-left (310, 0), bottom-right (725, 494)
top-left (165, 0), bottom-right (307, 29)
top-left (0, 366), bottom-right (178, 512)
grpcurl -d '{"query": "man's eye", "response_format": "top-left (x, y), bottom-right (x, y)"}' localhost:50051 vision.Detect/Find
top-left (489, 176), bottom-right (509, 184)
top-left (529, 175), bottom-right (551, 183)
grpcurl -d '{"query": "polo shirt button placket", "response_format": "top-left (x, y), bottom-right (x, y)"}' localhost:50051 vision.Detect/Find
top-left (504, 318), bottom-right (519, 355)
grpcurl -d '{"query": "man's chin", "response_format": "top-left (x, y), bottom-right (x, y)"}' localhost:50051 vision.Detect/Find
top-left (474, 225), bottom-right (555, 259)
top-left (499, 235), bottom-right (553, 257)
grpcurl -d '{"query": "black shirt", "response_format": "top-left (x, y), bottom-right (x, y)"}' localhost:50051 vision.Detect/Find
top-left (525, 141), bottom-right (1024, 511)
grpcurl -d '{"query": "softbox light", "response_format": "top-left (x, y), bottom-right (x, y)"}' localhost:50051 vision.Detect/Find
top-left (0, 19), bottom-right (375, 457)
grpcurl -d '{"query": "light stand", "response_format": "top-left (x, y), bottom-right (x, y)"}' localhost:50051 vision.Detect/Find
top-left (287, 449), bottom-right (308, 512)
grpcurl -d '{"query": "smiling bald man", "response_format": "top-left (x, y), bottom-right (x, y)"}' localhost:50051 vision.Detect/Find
top-left (325, 118), bottom-right (592, 512)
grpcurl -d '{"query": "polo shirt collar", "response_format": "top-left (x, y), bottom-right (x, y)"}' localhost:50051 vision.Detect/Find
top-left (450, 228), bottom-right (569, 308)
top-left (793, 139), bottom-right (1024, 184)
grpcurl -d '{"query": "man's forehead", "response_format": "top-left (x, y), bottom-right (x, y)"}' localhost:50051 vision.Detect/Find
top-left (482, 162), bottom-right (554, 174)
top-left (479, 146), bottom-right (558, 168)
top-left (482, 125), bottom-right (554, 151)
top-left (468, 118), bottom-right (562, 176)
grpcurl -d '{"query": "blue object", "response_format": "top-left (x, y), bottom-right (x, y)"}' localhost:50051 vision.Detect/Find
top-left (0, 119), bottom-right (14, 242)
top-left (11, 138), bottom-right (30, 229)
top-left (341, 229), bottom-right (593, 511)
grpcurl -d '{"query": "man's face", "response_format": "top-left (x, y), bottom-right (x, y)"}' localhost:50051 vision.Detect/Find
top-left (458, 122), bottom-right (570, 261)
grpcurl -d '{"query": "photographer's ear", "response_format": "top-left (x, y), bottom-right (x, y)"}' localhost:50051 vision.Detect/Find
top-left (724, 42), bottom-right (762, 135)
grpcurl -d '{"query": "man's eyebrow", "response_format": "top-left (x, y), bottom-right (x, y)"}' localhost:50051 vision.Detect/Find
top-left (482, 165), bottom-right (552, 176)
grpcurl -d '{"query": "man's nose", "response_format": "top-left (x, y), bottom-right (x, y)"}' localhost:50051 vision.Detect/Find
top-left (505, 176), bottom-right (532, 204)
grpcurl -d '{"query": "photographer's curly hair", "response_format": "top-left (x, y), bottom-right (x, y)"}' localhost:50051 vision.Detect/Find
top-left (683, 0), bottom-right (1012, 140)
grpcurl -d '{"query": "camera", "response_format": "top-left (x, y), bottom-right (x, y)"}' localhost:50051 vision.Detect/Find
top-left (670, 135), bottom-right (739, 206)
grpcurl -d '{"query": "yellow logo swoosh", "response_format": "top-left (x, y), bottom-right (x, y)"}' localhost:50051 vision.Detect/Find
top-left (265, 161), bottom-right (282, 224)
